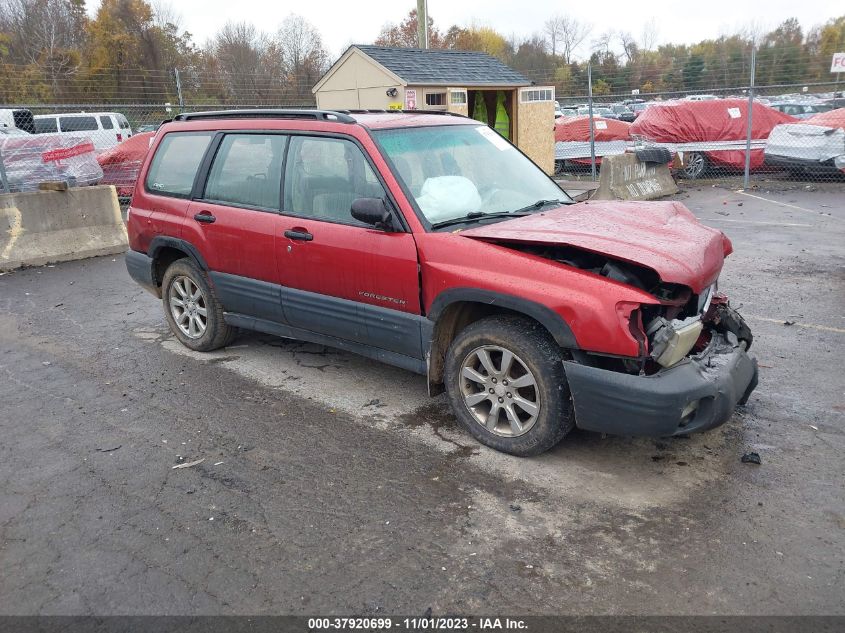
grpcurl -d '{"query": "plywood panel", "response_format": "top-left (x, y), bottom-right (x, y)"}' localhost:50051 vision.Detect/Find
top-left (517, 95), bottom-right (555, 174)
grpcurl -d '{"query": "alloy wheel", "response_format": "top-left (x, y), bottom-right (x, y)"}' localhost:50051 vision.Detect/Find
top-left (459, 345), bottom-right (540, 437)
top-left (169, 275), bottom-right (207, 339)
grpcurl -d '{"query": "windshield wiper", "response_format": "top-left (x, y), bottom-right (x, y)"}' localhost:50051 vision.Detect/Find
top-left (510, 198), bottom-right (569, 214)
top-left (430, 199), bottom-right (569, 230)
top-left (431, 210), bottom-right (531, 230)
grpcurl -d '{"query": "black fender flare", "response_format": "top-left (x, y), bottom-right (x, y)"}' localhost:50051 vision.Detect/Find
top-left (427, 288), bottom-right (579, 350)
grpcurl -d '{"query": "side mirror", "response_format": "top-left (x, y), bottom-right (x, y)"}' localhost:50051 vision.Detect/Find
top-left (351, 197), bottom-right (395, 230)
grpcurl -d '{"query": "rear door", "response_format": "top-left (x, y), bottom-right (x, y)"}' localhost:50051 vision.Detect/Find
top-left (184, 131), bottom-right (288, 324)
top-left (276, 134), bottom-right (423, 358)
top-left (132, 131), bottom-right (215, 253)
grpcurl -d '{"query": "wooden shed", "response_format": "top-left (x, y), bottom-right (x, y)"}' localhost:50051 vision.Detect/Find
top-left (312, 45), bottom-right (555, 173)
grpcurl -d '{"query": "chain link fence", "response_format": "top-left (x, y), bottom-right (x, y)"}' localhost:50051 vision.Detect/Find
top-left (552, 47), bottom-right (845, 185)
top-left (2, 49), bottom-right (844, 197)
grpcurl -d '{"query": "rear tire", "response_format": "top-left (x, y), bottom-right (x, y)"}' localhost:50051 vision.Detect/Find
top-left (444, 316), bottom-right (574, 456)
top-left (161, 258), bottom-right (235, 352)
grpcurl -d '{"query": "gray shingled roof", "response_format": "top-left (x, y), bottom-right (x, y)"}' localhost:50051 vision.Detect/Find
top-left (354, 45), bottom-right (530, 87)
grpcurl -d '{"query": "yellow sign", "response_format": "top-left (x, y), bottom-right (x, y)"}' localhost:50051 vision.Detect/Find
top-left (388, 103), bottom-right (403, 110)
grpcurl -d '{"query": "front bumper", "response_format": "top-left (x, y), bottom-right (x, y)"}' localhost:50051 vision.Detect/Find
top-left (563, 333), bottom-right (758, 437)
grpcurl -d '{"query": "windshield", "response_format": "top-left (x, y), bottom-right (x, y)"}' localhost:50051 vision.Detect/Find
top-left (373, 124), bottom-right (569, 226)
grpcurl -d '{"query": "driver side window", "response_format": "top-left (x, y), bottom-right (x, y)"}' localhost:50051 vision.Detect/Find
top-left (283, 136), bottom-right (386, 226)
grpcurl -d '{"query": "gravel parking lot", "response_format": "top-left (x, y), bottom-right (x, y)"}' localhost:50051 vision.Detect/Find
top-left (1, 185), bottom-right (843, 615)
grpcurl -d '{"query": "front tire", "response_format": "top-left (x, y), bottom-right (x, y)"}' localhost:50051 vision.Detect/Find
top-left (444, 316), bottom-right (574, 456)
top-left (161, 258), bottom-right (235, 352)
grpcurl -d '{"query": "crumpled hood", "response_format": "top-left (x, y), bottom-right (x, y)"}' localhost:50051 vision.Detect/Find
top-left (460, 200), bottom-right (728, 294)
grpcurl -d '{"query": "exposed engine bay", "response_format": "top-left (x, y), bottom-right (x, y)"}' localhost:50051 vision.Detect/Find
top-left (502, 243), bottom-right (753, 374)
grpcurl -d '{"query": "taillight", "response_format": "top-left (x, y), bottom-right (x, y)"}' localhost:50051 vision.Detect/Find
top-left (116, 133), bottom-right (123, 142)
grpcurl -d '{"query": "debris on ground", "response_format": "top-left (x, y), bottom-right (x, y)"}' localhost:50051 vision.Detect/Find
top-left (509, 504), bottom-right (522, 512)
top-left (172, 458), bottom-right (205, 469)
top-left (783, 320), bottom-right (795, 326)
top-left (96, 445), bottom-right (122, 453)
top-left (741, 452), bottom-right (762, 465)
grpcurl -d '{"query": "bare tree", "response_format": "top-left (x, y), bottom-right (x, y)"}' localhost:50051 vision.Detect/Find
top-left (738, 19), bottom-right (766, 47)
top-left (275, 14), bottom-right (328, 99)
top-left (150, 0), bottom-right (182, 31)
top-left (544, 15), bottom-right (565, 57)
top-left (619, 31), bottom-right (639, 63)
top-left (0, 0), bottom-right (87, 90)
top-left (640, 18), bottom-right (659, 51)
top-left (591, 30), bottom-right (614, 55)
top-left (559, 16), bottom-right (592, 64)
top-left (211, 21), bottom-right (272, 100)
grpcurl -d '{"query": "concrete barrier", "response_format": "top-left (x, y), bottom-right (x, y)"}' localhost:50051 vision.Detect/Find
top-left (593, 152), bottom-right (679, 201)
top-left (1, 185), bottom-right (127, 271)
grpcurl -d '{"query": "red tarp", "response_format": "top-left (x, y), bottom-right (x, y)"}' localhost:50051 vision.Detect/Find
top-left (630, 99), bottom-right (797, 170)
top-left (554, 116), bottom-right (631, 164)
top-left (802, 108), bottom-right (845, 129)
top-left (97, 132), bottom-right (154, 197)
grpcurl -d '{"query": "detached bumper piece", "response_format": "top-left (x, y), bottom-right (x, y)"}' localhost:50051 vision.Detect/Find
top-left (563, 333), bottom-right (758, 437)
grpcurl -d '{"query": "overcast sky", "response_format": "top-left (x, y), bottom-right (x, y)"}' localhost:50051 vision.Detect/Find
top-left (94, 0), bottom-right (842, 60)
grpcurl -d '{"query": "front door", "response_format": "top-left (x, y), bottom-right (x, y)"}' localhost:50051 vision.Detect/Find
top-left (276, 134), bottom-right (423, 359)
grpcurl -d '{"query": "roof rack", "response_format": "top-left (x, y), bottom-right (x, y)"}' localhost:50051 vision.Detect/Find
top-left (172, 109), bottom-right (356, 124)
top-left (337, 109), bottom-right (468, 119)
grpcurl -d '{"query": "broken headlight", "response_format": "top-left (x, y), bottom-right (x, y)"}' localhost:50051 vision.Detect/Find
top-left (646, 316), bottom-right (703, 368)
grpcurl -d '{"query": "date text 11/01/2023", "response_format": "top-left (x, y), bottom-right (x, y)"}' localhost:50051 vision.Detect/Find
top-left (307, 617), bottom-right (528, 630)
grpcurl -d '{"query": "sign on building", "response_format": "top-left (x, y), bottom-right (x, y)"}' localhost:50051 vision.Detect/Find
top-left (405, 89), bottom-right (417, 110)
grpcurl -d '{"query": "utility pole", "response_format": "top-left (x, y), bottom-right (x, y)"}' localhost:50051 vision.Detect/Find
top-left (416, 0), bottom-right (429, 49)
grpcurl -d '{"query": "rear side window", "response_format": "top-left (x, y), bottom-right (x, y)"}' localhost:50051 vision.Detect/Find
top-left (59, 116), bottom-right (98, 132)
top-left (34, 118), bottom-right (58, 133)
top-left (203, 134), bottom-right (285, 210)
top-left (145, 132), bottom-right (214, 198)
top-left (118, 115), bottom-right (130, 129)
top-left (100, 115), bottom-right (114, 129)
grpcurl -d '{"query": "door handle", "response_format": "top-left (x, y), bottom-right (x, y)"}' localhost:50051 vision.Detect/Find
top-left (284, 229), bottom-right (313, 241)
top-left (193, 212), bottom-right (216, 224)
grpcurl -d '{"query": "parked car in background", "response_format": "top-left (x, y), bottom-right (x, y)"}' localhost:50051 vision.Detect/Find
top-left (764, 108), bottom-right (845, 176)
top-left (125, 109), bottom-right (757, 456)
top-left (136, 124), bottom-right (160, 133)
top-left (554, 115), bottom-right (632, 173)
top-left (97, 132), bottom-right (155, 200)
top-left (0, 126), bottom-right (31, 137)
top-left (0, 108), bottom-right (35, 133)
top-left (575, 106), bottom-right (616, 119)
top-left (0, 131), bottom-right (103, 192)
top-left (630, 102), bottom-right (652, 119)
top-left (33, 112), bottom-right (132, 151)
top-left (610, 103), bottom-right (636, 122)
top-left (768, 102), bottom-right (834, 119)
top-left (685, 94), bottom-right (718, 101)
top-left (631, 99), bottom-right (797, 179)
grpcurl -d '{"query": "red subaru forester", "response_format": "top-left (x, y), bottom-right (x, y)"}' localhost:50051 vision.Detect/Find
top-left (126, 109), bottom-right (757, 456)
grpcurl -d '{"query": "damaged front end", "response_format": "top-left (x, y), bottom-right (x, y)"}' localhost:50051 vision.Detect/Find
top-left (525, 246), bottom-right (759, 438)
top-left (564, 292), bottom-right (758, 437)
